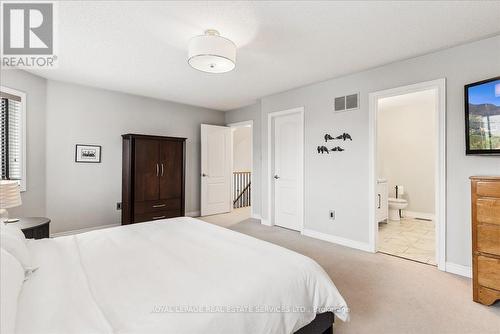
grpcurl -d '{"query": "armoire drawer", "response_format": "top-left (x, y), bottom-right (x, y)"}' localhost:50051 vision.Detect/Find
top-left (134, 198), bottom-right (181, 214)
top-left (477, 224), bottom-right (500, 256)
top-left (477, 255), bottom-right (500, 291)
top-left (476, 181), bottom-right (500, 198)
top-left (134, 209), bottom-right (181, 223)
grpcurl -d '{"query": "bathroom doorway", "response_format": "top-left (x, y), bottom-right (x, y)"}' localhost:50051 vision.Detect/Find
top-left (368, 79), bottom-right (446, 270)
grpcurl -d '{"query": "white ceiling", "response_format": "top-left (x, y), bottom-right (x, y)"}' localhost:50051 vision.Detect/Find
top-left (27, 1), bottom-right (500, 111)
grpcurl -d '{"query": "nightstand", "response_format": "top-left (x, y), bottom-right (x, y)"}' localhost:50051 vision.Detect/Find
top-left (10, 217), bottom-right (51, 239)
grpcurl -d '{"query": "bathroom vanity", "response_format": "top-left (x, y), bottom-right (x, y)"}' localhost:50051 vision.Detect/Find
top-left (376, 179), bottom-right (388, 223)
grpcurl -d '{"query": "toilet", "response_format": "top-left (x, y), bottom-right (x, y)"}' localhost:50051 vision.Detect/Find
top-left (388, 197), bottom-right (408, 221)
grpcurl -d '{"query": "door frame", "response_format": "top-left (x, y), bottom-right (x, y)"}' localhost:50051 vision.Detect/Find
top-left (266, 107), bottom-right (305, 230)
top-left (227, 120), bottom-right (254, 216)
top-left (368, 78), bottom-right (446, 271)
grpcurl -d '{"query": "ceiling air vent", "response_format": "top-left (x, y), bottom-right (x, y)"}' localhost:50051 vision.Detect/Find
top-left (334, 93), bottom-right (359, 112)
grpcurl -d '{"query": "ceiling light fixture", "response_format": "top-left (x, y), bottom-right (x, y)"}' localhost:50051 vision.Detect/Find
top-left (188, 29), bottom-right (236, 74)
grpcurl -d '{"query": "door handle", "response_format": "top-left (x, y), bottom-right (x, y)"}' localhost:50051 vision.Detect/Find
top-left (161, 163), bottom-right (164, 176)
top-left (377, 194), bottom-right (381, 209)
top-left (274, 175), bottom-right (280, 179)
top-left (202, 173), bottom-right (208, 177)
top-left (156, 163), bottom-right (159, 176)
top-left (152, 215), bottom-right (166, 220)
top-left (152, 204), bottom-right (166, 208)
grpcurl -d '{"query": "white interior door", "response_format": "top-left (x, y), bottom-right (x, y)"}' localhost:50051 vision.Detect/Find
top-left (201, 124), bottom-right (231, 216)
top-left (273, 112), bottom-right (303, 231)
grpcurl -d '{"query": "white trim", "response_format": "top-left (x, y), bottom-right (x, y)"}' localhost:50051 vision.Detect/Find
top-left (266, 107), bottom-right (305, 230)
top-left (302, 229), bottom-right (372, 252)
top-left (445, 262), bottom-right (472, 278)
top-left (368, 78), bottom-right (446, 270)
top-left (50, 223), bottom-right (120, 238)
top-left (1, 85), bottom-right (27, 192)
top-left (186, 211), bottom-right (200, 217)
top-left (227, 120), bottom-right (253, 128)
top-left (251, 213), bottom-right (261, 220)
top-left (261, 218), bottom-right (271, 226)
top-left (227, 120), bottom-right (254, 217)
top-left (404, 211), bottom-right (435, 221)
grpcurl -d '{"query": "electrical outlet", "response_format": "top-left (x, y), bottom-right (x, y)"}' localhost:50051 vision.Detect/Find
top-left (116, 202), bottom-right (122, 210)
top-left (329, 210), bottom-right (335, 220)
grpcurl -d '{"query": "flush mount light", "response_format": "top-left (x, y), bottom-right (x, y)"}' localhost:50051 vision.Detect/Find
top-left (188, 29), bottom-right (236, 74)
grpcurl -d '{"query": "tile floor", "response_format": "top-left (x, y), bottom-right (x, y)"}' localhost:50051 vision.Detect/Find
top-left (378, 218), bottom-right (436, 265)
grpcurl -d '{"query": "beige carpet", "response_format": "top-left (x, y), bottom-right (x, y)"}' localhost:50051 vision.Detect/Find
top-left (198, 207), bottom-right (251, 228)
top-left (199, 216), bottom-right (500, 334)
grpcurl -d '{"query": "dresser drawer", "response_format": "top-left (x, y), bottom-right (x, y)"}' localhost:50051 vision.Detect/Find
top-left (477, 224), bottom-right (500, 256)
top-left (134, 198), bottom-right (181, 214)
top-left (476, 198), bottom-right (500, 226)
top-left (477, 255), bottom-right (500, 291)
top-left (134, 209), bottom-right (181, 223)
top-left (476, 181), bottom-right (500, 198)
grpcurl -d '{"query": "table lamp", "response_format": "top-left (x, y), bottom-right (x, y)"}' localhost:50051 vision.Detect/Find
top-left (0, 180), bottom-right (22, 223)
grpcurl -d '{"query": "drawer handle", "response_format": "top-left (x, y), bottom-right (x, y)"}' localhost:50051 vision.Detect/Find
top-left (152, 204), bottom-right (166, 208)
top-left (152, 215), bottom-right (166, 220)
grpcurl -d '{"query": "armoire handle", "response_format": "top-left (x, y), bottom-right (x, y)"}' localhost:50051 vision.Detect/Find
top-left (156, 163), bottom-right (159, 176)
top-left (161, 163), bottom-right (164, 176)
top-left (152, 215), bottom-right (166, 220)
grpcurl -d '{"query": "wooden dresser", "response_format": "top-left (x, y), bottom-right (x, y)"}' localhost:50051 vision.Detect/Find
top-left (122, 134), bottom-right (186, 225)
top-left (470, 176), bottom-right (500, 305)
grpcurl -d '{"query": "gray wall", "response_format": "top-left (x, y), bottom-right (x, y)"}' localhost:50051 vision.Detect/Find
top-left (1, 71), bottom-right (225, 233)
top-left (227, 35), bottom-right (500, 268)
top-left (45, 80), bottom-right (225, 233)
top-left (1, 70), bottom-right (47, 218)
top-left (225, 102), bottom-right (262, 217)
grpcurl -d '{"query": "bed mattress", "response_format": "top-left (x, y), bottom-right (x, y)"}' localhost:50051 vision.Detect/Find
top-left (16, 217), bottom-right (348, 334)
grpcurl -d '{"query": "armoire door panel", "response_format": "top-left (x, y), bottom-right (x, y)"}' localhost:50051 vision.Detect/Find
top-left (159, 140), bottom-right (183, 199)
top-left (134, 139), bottom-right (160, 201)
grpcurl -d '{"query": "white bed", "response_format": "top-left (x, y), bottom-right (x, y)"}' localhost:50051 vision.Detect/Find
top-left (14, 217), bottom-right (348, 334)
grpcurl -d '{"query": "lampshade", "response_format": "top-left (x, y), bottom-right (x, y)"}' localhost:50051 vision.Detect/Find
top-left (0, 180), bottom-right (22, 209)
top-left (188, 30), bottom-right (236, 74)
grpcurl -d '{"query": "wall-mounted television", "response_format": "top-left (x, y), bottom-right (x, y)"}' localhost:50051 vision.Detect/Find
top-left (465, 76), bottom-right (500, 155)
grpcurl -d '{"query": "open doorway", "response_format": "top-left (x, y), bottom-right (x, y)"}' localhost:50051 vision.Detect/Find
top-left (229, 121), bottom-right (253, 221)
top-left (199, 121), bottom-right (253, 227)
top-left (369, 79), bottom-right (446, 270)
top-left (377, 89), bottom-right (437, 264)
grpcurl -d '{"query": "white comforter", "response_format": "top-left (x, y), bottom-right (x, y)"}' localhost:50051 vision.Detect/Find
top-left (16, 217), bottom-right (348, 334)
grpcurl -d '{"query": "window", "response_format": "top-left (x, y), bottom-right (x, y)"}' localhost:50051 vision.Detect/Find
top-left (1, 86), bottom-right (26, 191)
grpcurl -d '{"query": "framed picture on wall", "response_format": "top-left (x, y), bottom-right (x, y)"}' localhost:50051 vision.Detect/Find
top-left (464, 76), bottom-right (500, 155)
top-left (75, 144), bottom-right (102, 163)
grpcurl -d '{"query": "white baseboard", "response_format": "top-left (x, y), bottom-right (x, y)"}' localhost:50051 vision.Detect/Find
top-left (186, 211), bottom-right (200, 217)
top-left (445, 262), bottom-right (472, 278)
top-left (261, 218), bottom-right (271, 226)
top-left (301, 229), bottom-right (372, 252)
top-left (405, 211), bottom-right (435, 221)
top-left (251, 213), bottom-right (262, 220)
top-left (51, 223), bottom-right (120, 238)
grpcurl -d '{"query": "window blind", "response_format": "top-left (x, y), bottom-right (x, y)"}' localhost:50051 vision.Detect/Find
top-left (0, 92), bottom-right (22, 180)
top-left (1, 98), bottom-right (7, 178)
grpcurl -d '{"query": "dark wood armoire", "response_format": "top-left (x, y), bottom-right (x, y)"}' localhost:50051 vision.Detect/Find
top-left (122, 134), bottom-right (186, 225)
